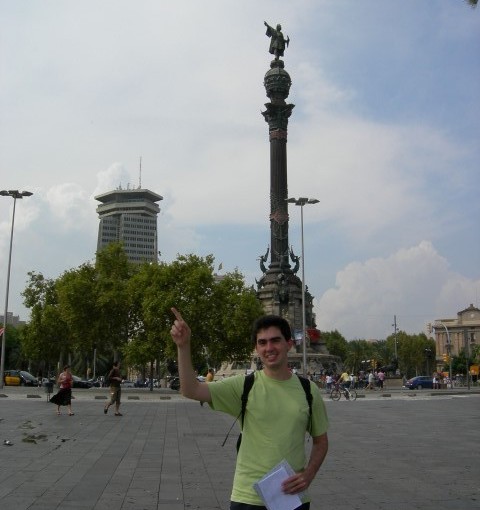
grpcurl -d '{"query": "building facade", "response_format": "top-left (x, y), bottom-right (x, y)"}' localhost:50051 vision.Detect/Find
top-left (432, 303), bottom-right (480, 368)
top-left (95, 187), bottom-right (163, 264)
top-left (0, 312), bottom-right (26, 328)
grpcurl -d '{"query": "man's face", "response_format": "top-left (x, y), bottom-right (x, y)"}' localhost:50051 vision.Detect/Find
top-left (255, 326), bottom-right (293, 370)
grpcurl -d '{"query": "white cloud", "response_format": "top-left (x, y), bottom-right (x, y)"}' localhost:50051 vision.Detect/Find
top-left (317, 241), bottom-right (480, 340)
top-left (45, 183), bottom-right (92, 229)
top-left (92, 163), bottom-right (133, 198)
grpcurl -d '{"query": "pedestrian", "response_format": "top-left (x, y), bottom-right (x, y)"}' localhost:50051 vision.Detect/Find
top-left (170, 308), bottom-right (329, 510)
top-left (366, 371), bottom-right (376, 390)
top-left (325, 373), bottom-right (333, 391)
top-left (377, 370), bottom-right (386, 390)
top-left (206, 368), bottom-right (215, 382)
top-left (104, 361), bottom-right (123, 416)
top-left (200, 368), bottom-right (215, 407)
top-left (350, 373), bottom-right (357, 389)
top-left (50, 365), bottom-right (74, 416)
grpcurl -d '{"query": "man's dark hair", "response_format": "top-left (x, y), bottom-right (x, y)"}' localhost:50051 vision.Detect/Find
top-left (113, 361), bottom-right (119, 367)
top-left (251, 315), bottom-right (292, 345)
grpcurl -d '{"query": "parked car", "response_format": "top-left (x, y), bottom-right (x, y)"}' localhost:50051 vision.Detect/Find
top-left (4, 370), bottom-right (38, 386)
top-left (87, 379), bottom-right (101, 387)
top-left (121, 380), bottom-right (135, 388)
top-left (71, 375), bottom-right (92, 389)
top-left (404, 376), bottom-right (433, 390)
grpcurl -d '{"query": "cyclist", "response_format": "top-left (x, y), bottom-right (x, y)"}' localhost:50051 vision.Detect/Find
top-left (339, 370), bottom-right (350, 388)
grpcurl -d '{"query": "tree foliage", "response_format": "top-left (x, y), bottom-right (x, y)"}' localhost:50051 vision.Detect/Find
top-left (21, 271), bottom-right (68, 373)
top-left (328, 330), bottom-right (437, 379)
top-left (124, 254), bottom-right (263, 373)
top-left (20, 247), bottom-right (263, 378)
top-left (322, 330), bottom-right (348, 360)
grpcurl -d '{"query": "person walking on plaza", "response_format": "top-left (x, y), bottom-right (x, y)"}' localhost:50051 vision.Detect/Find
top-left (377, 369), bottom-right (386, 390)
top-left (205, 368), bottom-right (215, 382)
top-left (50, 365), bottom-right (74, 416)
top-left (170, 308), bottom-right (329, 510)
top-left (200, 368), bottom-right (215, 406)
top-left (325, 373), bottom-right (333, 391)
top-left (366, 370), bottom-right (376, 390)
top-left (104, 361), bottom-right (123, 416)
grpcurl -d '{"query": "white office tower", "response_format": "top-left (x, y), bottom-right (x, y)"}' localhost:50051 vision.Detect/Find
top-left (95, 186), bottom-right (163, 264)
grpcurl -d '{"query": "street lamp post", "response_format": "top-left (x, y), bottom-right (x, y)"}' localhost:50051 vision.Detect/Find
top-left (425, 348), bottom-right (432, 376)
top-left (434, 321), bottom-right (452, 387)
top-left (464, 329), bottom-right (472, 391)
top-left (392, 315), bottom-right (399, 362)
top-left (0, 190), bottom-right (33, 389)
top-left (286, 197), bottom-right (319, 377)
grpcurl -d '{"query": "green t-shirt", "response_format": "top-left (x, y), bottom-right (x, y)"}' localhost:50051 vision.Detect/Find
top-left (209, 371), bottom-right (329, 505)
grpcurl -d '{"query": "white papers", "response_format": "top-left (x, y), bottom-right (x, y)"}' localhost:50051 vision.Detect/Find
top-left (253, 460), bottom-right (304, 510)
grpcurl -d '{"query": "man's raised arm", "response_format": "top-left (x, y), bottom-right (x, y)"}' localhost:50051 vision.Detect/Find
top-left (170, 307), bottom-right (212, 403)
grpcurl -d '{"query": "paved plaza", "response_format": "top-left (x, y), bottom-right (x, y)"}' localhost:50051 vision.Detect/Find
top-left (0, 387), bottom-right (479, 510)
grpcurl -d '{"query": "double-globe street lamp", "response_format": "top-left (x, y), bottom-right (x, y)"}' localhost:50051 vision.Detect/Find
top-left (286, 197), bottom-right (319, 377)
top-left (0, 190), bottom-right (33, 389)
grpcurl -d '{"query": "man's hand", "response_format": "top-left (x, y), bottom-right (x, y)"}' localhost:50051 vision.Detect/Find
top-left (170, 307), bottom-right (191, 348)
top-left (281, 471), bottom-right (312, 495)
top-left (282, 433), bottom-right (328, 495)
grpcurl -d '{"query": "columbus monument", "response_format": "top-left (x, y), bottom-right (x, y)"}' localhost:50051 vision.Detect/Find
top-left (256, 22), bottom-right (336, 372)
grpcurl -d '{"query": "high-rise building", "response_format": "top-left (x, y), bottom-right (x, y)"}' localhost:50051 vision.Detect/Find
top-left (95, 186), bottom-right (163, 264)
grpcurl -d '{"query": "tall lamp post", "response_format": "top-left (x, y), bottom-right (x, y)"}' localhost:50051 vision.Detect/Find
top-left (392, 315), bottom-right (399, 362)
top-left (286, 197), bottom-right (319, 376)
top-left (0, 190), bottom-right (33, 389)
top-left (434, 321), bottom-right (452, 387)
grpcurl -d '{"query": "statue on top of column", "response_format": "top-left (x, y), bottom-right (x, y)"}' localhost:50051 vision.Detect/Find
top-left (264, 21), bottom-right (290, 59)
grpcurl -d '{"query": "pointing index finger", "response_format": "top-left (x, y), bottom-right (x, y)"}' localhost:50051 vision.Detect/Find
top-left (171, 307), bottom-right (184, 322)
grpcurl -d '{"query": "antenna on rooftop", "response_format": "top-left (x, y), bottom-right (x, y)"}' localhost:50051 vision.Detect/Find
top-left (139, 156), bottom-right (142, 189)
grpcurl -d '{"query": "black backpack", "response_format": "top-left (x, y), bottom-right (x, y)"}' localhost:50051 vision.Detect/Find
top-left (221, 372), bottom-right (313, 452)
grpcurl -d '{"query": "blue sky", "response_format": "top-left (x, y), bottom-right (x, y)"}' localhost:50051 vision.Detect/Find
top-left (1, 0), bottom-right (479, 340)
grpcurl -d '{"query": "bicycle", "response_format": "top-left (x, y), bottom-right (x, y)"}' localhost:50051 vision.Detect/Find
top-left (330, 383), bottom-right (357, 401)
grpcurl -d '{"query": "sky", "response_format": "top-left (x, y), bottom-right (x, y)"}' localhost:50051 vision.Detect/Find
top-left (1, 0), bottom-right (479, 341)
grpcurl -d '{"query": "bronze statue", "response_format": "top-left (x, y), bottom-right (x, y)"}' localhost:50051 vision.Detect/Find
top-left (258, 247), bottom-right (270, 274)
top-left (264, 21), bottom-right (290, 59)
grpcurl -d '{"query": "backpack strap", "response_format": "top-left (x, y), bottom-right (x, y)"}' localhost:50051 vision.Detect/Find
top-left (236, 372), bottom-right (255, 452)
top-left (240, 372), bottom-right (255, 428)
top-left (296, 374), bottom-right (313, 436)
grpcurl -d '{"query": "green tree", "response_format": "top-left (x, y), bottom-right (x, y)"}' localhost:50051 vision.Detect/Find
top-left (372, 339), bottom-right (396, 369)
top-left (56, 262), bottom-right (99, 370)
top-left (1, 324), bottom-right (23, 370)
top-left (344, 339), bottom-right (374, 374)
top-left (397, 332), bottom-right (435, 378)
top-left (95, 243), bottom-right (133, 357)
top-left (125, 254), bottom-right (263, 375)
top-left (21, 271), bottom-right (68, 375)
top-left (322, 330), bottom-right (348, 360)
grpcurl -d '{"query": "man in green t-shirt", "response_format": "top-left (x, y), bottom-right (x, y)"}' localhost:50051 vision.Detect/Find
top-left (170, 308), bottom-right (329, 510)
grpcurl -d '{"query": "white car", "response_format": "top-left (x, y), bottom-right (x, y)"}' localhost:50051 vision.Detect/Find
top-left (121, 380), bottom-right (135, 388)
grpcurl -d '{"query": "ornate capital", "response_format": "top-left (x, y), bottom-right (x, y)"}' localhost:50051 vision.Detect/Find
top-left (262, 103), bottom-right (294, 132)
